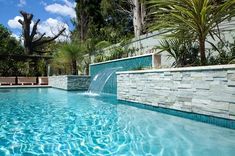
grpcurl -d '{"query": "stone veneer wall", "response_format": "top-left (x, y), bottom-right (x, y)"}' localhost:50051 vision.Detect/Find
top-left (49, 75), bottom-right (90, 91)
top-left (117, 65), bottom-right (235, 120)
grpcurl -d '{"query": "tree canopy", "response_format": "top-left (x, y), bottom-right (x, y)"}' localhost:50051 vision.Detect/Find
top-left (0, 24), bottom-right (26, 76)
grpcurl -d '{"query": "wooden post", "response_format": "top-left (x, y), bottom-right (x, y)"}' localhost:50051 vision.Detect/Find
top-left (36, 76), bottom-right (39, 85)
top-left (15, 76), bottom-right (18, 85)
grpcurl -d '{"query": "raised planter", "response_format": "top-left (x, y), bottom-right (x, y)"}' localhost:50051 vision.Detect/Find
top-left (49, 75), bottom-right (90, 91)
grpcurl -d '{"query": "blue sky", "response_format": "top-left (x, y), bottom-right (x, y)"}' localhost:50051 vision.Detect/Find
top-left (0, 0), bottom-right (76, 41)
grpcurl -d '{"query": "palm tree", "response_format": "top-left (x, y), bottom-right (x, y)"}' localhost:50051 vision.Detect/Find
top-left (157, 39), bottom-right (200, 67)
top-left (147, 0), bottom-right (235, 65)
top-left (55, 42), bottom-right (86, 75)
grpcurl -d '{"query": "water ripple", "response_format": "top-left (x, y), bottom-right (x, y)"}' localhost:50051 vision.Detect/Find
top-left (0, 88), bottom-right (235, 155)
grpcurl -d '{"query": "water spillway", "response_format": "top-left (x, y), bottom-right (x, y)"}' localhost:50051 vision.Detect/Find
top-left (87, 67), bottom-right (122, 95)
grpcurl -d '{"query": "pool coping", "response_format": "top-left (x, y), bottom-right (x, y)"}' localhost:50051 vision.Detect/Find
top-left (0, 85), bottom-right (52, 89)
top-left (118, 99), bottom-right (235, 130)
top-left (116, 64), bottom-right (235, 74)
top-left (90, 53), bottom-right (153, 66)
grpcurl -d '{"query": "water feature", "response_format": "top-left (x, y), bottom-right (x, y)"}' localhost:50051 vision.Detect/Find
top-left (87, 67), bottom-right (122, 95)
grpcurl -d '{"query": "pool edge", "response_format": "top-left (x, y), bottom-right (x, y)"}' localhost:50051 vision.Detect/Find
top-left (0, 85), bottom-right (52, 89)
top-left (118, 99), bottom-right (235, 130)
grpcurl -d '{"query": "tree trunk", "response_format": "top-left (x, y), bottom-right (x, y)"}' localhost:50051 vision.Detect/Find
top-left (140, 2), bottom-right (146, 33)
top-left (133, 0), bottom-right (142, 37)
top-left (80, 4), bottom-right (85, 41)
top-left (199, 37), bottom-right (206, 65)
top-left (71, 60), bottom-right (77, 75)
top-left (32, 59), bottom-right (41, 77)
top-left (79, 0), bottom-right (88, 42)
top-left (85, 63), bottom-right (89, 76)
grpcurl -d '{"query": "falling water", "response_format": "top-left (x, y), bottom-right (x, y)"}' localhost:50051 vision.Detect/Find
top-left (86, 67), bottom-right (122, 95)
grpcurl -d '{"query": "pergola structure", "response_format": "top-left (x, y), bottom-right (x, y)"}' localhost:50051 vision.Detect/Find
top-left (0, 54), bottom-right (52, 60)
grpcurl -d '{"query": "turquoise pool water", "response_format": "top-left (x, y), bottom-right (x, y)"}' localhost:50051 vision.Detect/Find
top-left (0, 88), bottom-right (235, 156)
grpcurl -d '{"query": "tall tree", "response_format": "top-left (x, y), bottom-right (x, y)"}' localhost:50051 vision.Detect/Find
top-left (18, 11), bottom-right (66, 54)
top-left (101, 0), bottom-right (134, 42)
top-left (74, 0), bottom-right (134, 43)
top-left (54, 42), bottom-right (86, 75)
top-left (116, 0), bottom-right (146, 37)
top-left (75, 0), bottom-right (103, 41)
top-left (132, 0), bottom-right (145, 37)
top-left (147, 0), bottom-right (235, 65)
top-left (0, 24), bottom-right (26, 76)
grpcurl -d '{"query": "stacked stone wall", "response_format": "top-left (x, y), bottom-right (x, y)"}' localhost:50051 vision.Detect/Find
top-left (117, 65), bottom-right (235, 120)
top-left (49, 76), bottom-right (90, 91)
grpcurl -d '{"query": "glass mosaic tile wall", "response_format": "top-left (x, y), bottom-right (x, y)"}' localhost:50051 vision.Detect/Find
top-left (90, 54), bottom-right (153, 94)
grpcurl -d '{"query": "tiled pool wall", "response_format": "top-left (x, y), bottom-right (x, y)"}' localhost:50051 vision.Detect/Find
top-left (117, 65), bottom-right (235, 128)
top-left (89, 54), bottom-right (154, 94)
top-left (119, 100), bottom-right (235, 129)
top-left (49, 75), bottom-right (90, 91)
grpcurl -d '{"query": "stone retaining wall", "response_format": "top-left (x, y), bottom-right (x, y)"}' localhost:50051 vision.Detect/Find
top-left (49, 75), bottom-right (90, 91)
top-left (117, 65), bottom-right (235, 120)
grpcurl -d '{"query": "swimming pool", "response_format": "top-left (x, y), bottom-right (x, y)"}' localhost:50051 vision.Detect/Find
top-left (0, 88), bottom-right (235, 155)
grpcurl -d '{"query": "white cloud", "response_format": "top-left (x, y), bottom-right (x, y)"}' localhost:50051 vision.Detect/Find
top-left (18, 0), bottom-right (26, 7)
top-left (8, 16), bottom-right (23, 29)
top-left (8, 16), bottom-right (34, 30)
top-left (45, 0), bottom-right (76, 18)
top-left (38, 18), bottom-right (70, 41)
top-left (11, 33), bottom-right (19, 39)
top-left (63, 0), bottom-right (76, 8)
top-left (40, 0), bottom-right (47, 6)
top-left (11, 33), bottom-right (21, 41)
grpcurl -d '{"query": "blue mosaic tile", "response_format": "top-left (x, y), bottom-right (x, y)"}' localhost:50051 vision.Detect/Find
top-left (118, 100), bottom-right (235, 129)
top-left (90, 55), bottom-right (152, 94)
